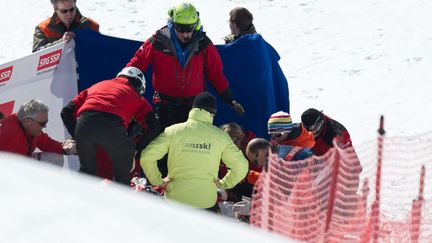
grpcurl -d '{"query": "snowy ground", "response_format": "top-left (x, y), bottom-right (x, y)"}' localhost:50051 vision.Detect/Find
top-left (0, 152), bottom-right (291, 243)
top-left (1, 0), bottom-right (431, 241)
top-left (2, 0), bottom-right (432, 146)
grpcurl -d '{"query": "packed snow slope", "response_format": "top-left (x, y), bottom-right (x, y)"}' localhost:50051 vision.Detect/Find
top-left (1, 0), bottom-right (431, 145)
top-left (0, 152), bottom-right (293, 242)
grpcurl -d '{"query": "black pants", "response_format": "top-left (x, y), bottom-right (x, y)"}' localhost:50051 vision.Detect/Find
top-left (76, 111), bottom-right (135, 185)
top-left (156, 102), bottom-right (193, 131)
top-left (155, 102), bottom-right (193, 177)
top-left (229, 182), bottom-right (253, 202)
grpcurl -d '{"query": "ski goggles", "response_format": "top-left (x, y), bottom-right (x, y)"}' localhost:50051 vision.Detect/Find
top-left (306, 118), bottom-right (324, 135)
top-left (173, 23), bottom-right (197, 33)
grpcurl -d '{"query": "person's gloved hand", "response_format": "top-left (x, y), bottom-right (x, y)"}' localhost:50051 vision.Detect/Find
top-left (62, 139), bottom-right (77, 155)
top-left (62, 31), bottom-right (75, 43)
top-left (231, 100), bottom-right (245, 116)
top-left (335, 135), bottom-right (351, 149)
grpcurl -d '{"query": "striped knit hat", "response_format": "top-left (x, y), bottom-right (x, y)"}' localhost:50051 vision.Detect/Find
top-left (267, 111), bottom-right (293, 134)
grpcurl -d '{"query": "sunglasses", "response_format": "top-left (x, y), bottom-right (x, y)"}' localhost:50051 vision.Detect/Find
top-left (307, 119), bottom-right (324, 134)
top-left (27, 117), bottom-right (48, 128)
top-left (57, 7), bottom-right (76, 14)
top-left (173, 23), bottom-right (197, 33)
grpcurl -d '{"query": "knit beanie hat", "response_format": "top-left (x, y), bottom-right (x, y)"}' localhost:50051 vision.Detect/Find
top-left (267, 111), bottom-right (293, 134)
top-left (193, 91), bottom-right (217, 114)
top-left (301, 108), bottom-right (323, 128)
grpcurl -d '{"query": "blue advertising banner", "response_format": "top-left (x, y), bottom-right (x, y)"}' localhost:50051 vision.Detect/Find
top-left (74, 30), bottom-right (289, 138)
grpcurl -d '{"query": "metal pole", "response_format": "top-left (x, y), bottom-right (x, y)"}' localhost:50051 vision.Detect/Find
top-left (373, 115), bottom-right (385, 242)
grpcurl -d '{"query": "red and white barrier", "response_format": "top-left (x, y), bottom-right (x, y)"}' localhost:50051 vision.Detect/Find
top-left (0, 41), bottom-right (79, 170)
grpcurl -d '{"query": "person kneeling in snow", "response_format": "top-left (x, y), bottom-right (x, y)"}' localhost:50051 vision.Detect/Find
top-left (140, 92), bottom-right (248, 211)
top-left (0, 99), bottom-right (76, 167)
top-left (61, 67), bottom-right (160, 185)
top-left (301, 108), bottom-right (352, 156)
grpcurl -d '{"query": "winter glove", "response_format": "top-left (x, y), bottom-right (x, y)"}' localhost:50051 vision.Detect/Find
top-left (335, 133), bottom-right (352, 149)
top-left (219, 88), bottom-right (245, 116)
top-left (231, 100), bottom-right (245, 116)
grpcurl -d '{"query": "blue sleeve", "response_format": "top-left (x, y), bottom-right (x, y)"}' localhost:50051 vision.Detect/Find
top-left (293, 148), bottom-right (314, 161)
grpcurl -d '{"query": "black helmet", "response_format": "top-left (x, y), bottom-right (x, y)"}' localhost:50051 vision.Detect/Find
top-left (301, 108), bottom-right (321, 127)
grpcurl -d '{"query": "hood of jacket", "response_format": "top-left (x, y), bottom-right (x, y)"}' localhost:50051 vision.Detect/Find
top-left (187, 107), bottom-right (214, 124)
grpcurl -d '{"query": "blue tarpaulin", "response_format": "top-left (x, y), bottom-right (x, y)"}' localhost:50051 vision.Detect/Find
top-left (213, 34), bottom-right (289, 138)
top-left (74, 29), bottom-right (289, 138)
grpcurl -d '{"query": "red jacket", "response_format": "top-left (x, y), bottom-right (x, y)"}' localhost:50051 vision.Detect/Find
top-left (0, 114), bottom-right (64, 156)
top-left (73, 77), bottom-right (153, 129)
top-left (127, 27), bottom-right (229, 98)
top-left (219, 130), bottom-right (259, 179)
top-left (313, 115), bottom-right (352, 156)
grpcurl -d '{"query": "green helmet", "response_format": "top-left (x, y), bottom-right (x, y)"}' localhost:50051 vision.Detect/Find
top-left (169, 3), bottom-right (199, 24)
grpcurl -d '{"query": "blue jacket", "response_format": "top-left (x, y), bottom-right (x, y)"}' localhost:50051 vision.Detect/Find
top-left (278, 144), bottom-right (313, 161)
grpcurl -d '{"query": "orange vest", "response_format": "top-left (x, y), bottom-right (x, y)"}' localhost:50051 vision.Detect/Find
top-left (37, 10), bottom-right (99, 41)
top-left (280, 124), bottom-right (315, 148)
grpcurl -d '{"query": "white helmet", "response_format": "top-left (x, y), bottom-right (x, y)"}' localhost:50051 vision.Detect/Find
top-left (117, 67), bottom-right (146, 94)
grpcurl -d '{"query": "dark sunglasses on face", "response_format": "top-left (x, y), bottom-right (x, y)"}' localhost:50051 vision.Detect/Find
top-left (27, 117), bottom-right (48, 128)
top-left (58, 7), bottom-right (76, 14)
top-left (173, 23), bottom-right (197, 33)
top-left (308, 119), bottom-right (324, 134)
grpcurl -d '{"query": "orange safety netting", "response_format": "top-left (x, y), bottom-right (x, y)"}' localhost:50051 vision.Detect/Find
top-left (250, 128), bottom-right (432, 242)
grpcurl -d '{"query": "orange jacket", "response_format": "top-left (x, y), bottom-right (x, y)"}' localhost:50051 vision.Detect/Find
top-left (33, 9), bottom-right (99, 52)
top-left (246, 170), bottom-right (260, 185)
top-left (278, 123), bottom-right (315, 148)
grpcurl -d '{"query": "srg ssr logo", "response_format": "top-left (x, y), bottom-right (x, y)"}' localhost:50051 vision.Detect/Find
top-left (37, 49), bottom-right (62, 71)
top-left (0, 66), bottom-right (13, 84)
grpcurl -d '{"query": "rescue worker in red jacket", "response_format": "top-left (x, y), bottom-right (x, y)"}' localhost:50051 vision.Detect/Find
top-left (33, 0), bottom-right (99, 52)
top-left (126, 2), bottom-right (244, 130)
top-left (61, 67), bottom-right (160, 185)
top-left (0, 99), bottom-right (73, 157)
top-left (301, 108), bottom-right (352, 156)
top-left (302, 109), bottom-right (362, 197)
